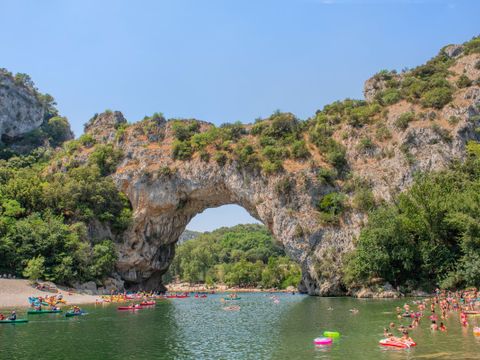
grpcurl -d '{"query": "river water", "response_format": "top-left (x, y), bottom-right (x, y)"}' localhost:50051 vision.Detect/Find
top-left (1, 293), bottom-right (479, 359)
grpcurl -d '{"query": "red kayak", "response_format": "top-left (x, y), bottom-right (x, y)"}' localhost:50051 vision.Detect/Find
top-left (166, 295), bottom-right (189, 299)
top-left (463, 311), bottom-right (480, 315)
top-left (118, 306), bottom-right (142, 310)
top-left (139, 301), bottom-right (155, 306)
top-left (379, 339), bottom-right (416, 348)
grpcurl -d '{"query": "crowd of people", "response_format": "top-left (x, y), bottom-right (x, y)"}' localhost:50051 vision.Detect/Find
top-left (383, 288), bottom-right (480, 345)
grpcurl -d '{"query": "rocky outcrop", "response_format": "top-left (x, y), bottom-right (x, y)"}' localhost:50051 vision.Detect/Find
top-left (0, 71), bottom-right (44, 143)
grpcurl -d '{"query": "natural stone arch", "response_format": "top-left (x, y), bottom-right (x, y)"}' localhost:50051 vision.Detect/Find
top-left (113, 155), bottom-right (326, 294)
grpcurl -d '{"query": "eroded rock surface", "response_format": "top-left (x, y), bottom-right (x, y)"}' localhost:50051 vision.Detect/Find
top-left (0, 72), bottom-right (44, 143)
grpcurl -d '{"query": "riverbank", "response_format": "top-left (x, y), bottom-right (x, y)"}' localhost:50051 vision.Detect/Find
top-left (166, 282), bottom-right (297, 293)
top-left (0, 279), bottom-right (99, 309)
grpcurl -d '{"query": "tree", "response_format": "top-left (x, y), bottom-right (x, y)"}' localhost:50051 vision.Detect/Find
top-left (23, 256), bottom-right (45, 281)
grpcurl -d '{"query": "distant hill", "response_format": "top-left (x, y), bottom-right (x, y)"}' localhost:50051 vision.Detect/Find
top-left (178, 229), bottom-right (202, 244)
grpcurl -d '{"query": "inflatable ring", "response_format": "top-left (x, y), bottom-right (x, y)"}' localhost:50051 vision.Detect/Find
top-left (323, 331), bottom-right (340, 338)
top-left (313, 337), bottom-right (333, 345)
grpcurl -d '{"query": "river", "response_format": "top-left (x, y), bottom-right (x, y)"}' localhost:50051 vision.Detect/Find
top-left (0, 293), bottom-right (479, 359)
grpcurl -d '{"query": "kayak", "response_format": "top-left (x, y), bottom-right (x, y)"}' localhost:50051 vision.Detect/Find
top-left (0, 319), bottom-right (29, 324)
top-left (166, 295), bottom-right (189, 299)
top-left (65, 311), bottom-right (86, 317)
top-left (118, 306), bottom-right (142, 310)
top-left (223, 297), bottom-right (241, 301)
top-left (27, 310), bottom-right (62, 314)
top-left (139, 302), bottom-right (155, 306)
top-left (379, 339), bottom-right (416, 348)
top-left (463, 311), bottom-right (480, 315)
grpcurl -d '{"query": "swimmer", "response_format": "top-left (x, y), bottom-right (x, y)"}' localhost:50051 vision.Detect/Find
top-left (439, 322), bottom-right (447, 332)
top-left (431, 320), bottom-right (438, 331)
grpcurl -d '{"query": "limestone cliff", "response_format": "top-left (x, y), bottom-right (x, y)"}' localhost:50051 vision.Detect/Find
top-left (0, 70), bottom-right (45, 143)
top-left (46, 39), bottom-right (480, 294)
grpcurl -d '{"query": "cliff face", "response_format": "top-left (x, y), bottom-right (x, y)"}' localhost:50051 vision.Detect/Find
top-left (0, 72), bottom-right (44, 143)
top-left (40, 40), bottom-right (480, 294)
top-left (70, 42), bottom-right (479, 294)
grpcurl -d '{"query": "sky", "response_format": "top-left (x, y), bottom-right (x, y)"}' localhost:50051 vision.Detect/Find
top-left (2, 0), bottom-right (479, 231)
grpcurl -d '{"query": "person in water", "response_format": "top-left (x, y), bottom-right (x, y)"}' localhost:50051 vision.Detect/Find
top-left (431, 320), bottom-right (438, 331)
top-left (0, 313), bottom-right (5, 320)
top-left (439, 322), bottom-right (447, 332)
top-left (400, 331), bottom-right (413, 343)
top-left (8, 311), bottom-right (16, 321)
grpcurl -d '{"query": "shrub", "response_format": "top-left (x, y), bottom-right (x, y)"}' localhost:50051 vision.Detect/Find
top-left (171, 121), bottom-right (200, 141)
top-left (457, 74), bottom-right (472, 88)
top-left (158, 166), bottom-right (174, 177)
top-left (78, 134), bottom-right (96, 147)
top-left (379, 88), bottom-right (401, 105)
top-left (317, 192), bottom-right (345, 224)
top-left (317, 167), bottom-right (337, 186)
top-left (448, 116), bottom-right (460, 125)
top-left (261, 145), bottom-right (289, 161)
top-left (261, 160), bottom-right (282, 174)
top-left (89, 144), bottom-right (123, 176)
top-left (214, 151), bottom-right (228, 166)
top-left (463, 36), bottom-right (480, 55)
top-left (200, 151), bottom-right (210, 162)
top-left (291, 140), bottom-right (310, 159)
top-left (421, 87), bottom-right (453, 109)
top-left (395, 112), bottom-right (415, 130)
top-left (375, 124), bottom-right (392, 141)
top-left (172, 140), bottom-right (193, 160)
top-left (431, 124), bottom-right (452, 143)
top-left (353, 188), bottom-right (376, 212)
top-left (356, 137), bottom-right (375, 153)
top-left (475, 60), bottom-right (480, 70)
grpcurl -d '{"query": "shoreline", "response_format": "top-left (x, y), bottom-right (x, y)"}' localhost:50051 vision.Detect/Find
top-left (0, 279), bottom-right (100, 310)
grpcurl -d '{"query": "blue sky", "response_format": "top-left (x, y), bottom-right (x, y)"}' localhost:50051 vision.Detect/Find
top-left (2, 0), bottom-right (478, 231)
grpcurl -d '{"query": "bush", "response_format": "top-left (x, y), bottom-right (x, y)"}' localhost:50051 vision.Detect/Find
top-left (352, 188), bottom-right (376, 212)
top-left (421, 87), bottom-right (453, 109)
top-left (171, 121), bottom-right (200, 141)
top-left (214, 151), bottom-right (228, 166)
top-left (475, 60), bottom-right (480, 70)
top-left (395, 112), bottom-right (415, 130)
top-left (317, 167), bottom-right (337, 186)
top-left (356, 137), bottom-right (375, 153)
top-left (456, 74), bottom-right (472, 88)
top-left (463, 36), bottom-right (480, 55)
top-left (379, 88), bottom-right (401, 105)
top-left (172, 140), bottom-right (193, 160)
top-left (431, 124), bottom-right (452, 143)
top-left (89, 144), bottom-right (123, 176)
top-left (317, 192), bottom-right (345, 224)
top-left (291, 140), bottom-right (310, 159)
top-left (261, 145), bottom-right (289, 161)
top-left (375, 124), bottom-right (392, 141)
top-left (261, 160), bottom-right (283, 174)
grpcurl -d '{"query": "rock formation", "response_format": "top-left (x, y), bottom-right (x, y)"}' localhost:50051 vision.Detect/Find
top-left (0, 71), bottom-right (44, 143)
top-left (3, 40), bottom-right (480, 295)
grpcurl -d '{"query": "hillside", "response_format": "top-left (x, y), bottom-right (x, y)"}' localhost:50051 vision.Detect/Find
top-left (178, 229), bottom-right (202, 244)
top-left (0, 36), bottom-right (479, 295)
top-left (166, 224), bottom-right (300, 288)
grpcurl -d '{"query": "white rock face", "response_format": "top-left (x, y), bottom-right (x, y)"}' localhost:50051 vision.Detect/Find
top-left (0, 73), bottom-right (44, 142)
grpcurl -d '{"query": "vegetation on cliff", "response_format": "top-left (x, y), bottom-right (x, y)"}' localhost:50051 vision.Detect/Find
top-left (165, 224), bottom-right (301, 289)
top-left (345, 145), bottom-right (480, 291)
top-left (0, 73), bottom-right (131, 285)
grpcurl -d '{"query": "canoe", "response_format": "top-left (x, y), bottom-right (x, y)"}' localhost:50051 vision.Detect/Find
top-left (166, 295), bottom-right (189, 299)
top-left (27, 310), bottom-right (62, 314)
top-left (65, 311), bottom-right (86, 317)
top-left (0, 319), bottom-right (29, 324)
top-left (117, 306), bottom-right (142, 310)
top-left (379, 339), bottom-right (416, 348)
top-left (223, 297), bottom-right (241, 301)
top-left (139, 301), bottom-right (155, 306)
